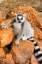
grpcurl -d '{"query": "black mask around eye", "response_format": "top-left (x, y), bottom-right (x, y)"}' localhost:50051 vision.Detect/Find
top-left (17, 17), bottom-right (19, 20)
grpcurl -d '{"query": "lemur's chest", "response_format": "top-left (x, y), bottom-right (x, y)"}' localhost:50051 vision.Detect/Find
top-left (13, 23), bottom-right (21, 31)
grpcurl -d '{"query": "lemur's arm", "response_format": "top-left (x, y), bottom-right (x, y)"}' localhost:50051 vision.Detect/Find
top-left (2, 18), bottom-right (16, 29)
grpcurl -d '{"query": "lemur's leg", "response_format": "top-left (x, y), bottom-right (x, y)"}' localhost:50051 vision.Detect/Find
top-left (15, 30), bottom-right (24, 45)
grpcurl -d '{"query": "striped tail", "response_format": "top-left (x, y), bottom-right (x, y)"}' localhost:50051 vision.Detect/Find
top-left (28, 37), bottom-right (42, 64)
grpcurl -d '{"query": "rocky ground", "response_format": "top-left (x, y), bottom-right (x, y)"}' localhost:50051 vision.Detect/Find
top-left (0, 0), bottom-right (42, 64)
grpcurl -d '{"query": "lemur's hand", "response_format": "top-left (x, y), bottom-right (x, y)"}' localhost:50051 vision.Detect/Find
top-left (15, 40), bottom-right (19, 46)
top-left (2, 25), bottom-right (8, 29)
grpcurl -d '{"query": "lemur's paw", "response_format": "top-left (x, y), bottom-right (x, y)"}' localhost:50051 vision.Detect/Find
top-left (15, 40), bottom-right (19, 46)
top-left (2, 26), bottom-right (8, 29)
top-left (22, 36), bottom-right (27, 40)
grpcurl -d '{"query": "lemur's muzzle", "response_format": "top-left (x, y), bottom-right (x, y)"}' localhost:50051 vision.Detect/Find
top-left (18, 20), bottom-right (21, 23)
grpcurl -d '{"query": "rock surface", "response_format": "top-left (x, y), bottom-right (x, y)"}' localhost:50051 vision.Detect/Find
top-left (33, 26), bottom-right (42, 40)
top-left (11, 40), bottom-right (34, 64)
top-left (0, 27), bottom-right (14, 47)
top-left (31, 55), bottom-right (38, 64)
top-left (38, 20), bottom-right (42, 30)
top-left (5, 54), bottom-right (14, 64)
top-left (0, 48), bottom-right (5, 58)
top-left (0, 11), bottom-right (2, 26)
top-left (0, 54), bottom-right (15, 64)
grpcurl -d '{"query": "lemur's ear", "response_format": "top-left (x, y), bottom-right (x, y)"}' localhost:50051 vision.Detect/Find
top-left (23, 14), bottom-right (26, 18)
top-left (14, 13), bottom-right (17, 17)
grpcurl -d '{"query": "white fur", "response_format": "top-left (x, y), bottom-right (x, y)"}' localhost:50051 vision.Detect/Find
top-left (21, 36), bottom-right (27, 40)
top-left (35, 51), bottom-right (42, 56)
top-left (38, 57), bottom-right (42, 61)
top-left (35, 46), bottom-right (39, 49)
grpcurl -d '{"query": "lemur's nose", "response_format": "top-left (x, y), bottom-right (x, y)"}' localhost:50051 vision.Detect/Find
top-left (18, 20), bottom-right (21, 23)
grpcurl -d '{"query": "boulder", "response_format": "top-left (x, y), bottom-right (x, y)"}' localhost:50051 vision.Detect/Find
top-left (0, 28), bottom-right (14, 47)
top-left (0, 48), bottom-right (5, 58)
top-left (11, 40), bottom-right (34, 64)
top-left (31, 55), bottom-right (38, 64)
top-left (0, 54), bottom-right (15, 64)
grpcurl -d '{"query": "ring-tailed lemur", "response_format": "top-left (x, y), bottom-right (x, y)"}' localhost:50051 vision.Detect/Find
top-left (2, 13), bottom-right (34, 45)
top-left (2, 13), bottom-right (42, 64)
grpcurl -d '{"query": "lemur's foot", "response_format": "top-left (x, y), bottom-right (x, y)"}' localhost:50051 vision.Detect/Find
top-left (22, 36), bottom-right (27, 40)
top-left (15, 40), bottom-right (19, 46)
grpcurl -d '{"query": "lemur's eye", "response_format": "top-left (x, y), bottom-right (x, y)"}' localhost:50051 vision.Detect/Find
top-left (17, 17), bottom-right (19, 20)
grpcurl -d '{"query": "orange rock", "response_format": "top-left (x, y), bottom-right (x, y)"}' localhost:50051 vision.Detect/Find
top-left (0, 54), bottom-right (15, 64)
top-left (6, 54), bottom-right (12, 59)
top-left (0, 48), bottom-right (5, 58)
top-left (5, 54), bottom-right (14, 64)
top-left (38, 42), bottom-right (42, 51)
top-left (39, 21), bottom-right (42, 27)
top-left (26, 60), bottom-right (30, 64)
top-left (0, 27), bottom-right (14, 47)
top-left (33, 26), bottom-right (42, 40)
top-left (0, 11), bottom-right (2, 25)
top-left (38, 33), bottom-right (42, 40)
top-left (11, 40), bottom-right (34, 64)
top-left (38, 20), bottom-right (42, 30)
top-left (0, 57), bottom-right (15, 64)
top-left (7, 6), bottom-right (39, 26)
top-left (31, 55), bottom-right (38, 64)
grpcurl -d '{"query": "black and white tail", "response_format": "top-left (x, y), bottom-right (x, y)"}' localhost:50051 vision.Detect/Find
top-left (28, 37), bottom-right (42, 64)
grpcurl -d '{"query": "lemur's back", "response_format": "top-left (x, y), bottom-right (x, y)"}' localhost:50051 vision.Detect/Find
top-left (22, 19), bottom-right (34, 38)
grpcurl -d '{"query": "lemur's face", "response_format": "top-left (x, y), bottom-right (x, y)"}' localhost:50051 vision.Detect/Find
top-left (14, 13), bottom-right (26, 23)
